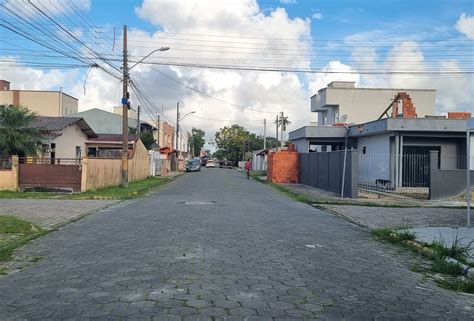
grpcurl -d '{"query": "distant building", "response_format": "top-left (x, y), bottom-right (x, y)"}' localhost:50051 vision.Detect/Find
top-left (113, 105), bottom-right (137, 119)
top-left (312, 81), bottom-right (436, 126)
top-left (70, 108), bottom-right (154, 135)
top-left (0, 80), bottom-right (78, 116)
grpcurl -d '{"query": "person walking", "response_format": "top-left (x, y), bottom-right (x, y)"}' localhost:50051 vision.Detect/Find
top-left (244, 158), bottom-right (251, 179)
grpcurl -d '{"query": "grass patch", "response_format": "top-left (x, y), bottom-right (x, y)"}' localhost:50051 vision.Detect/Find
top-left (0, 176), bottom-right (174, 200)
top-left (437, 278), bottom-right (474, 294)
top-left (431, 258), bottom-right (465, 276)
top-left (0, 215), bottom-right (39, 234)
top-left (429, 237), bottom-right (473, 264)
top-left (66, 176), bottom-right (173, 200)
top-left (0, 267), bottom-right (7, 275)
top-left (0, 191), bottom-right (58, 199)
top-left (0, 215), bottom-right (45, 261)
top-left (372, 227), bottom-right (473, 293)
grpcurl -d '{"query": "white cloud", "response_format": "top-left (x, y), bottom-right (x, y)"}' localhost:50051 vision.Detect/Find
top-left (280, 0), bottom-right (297, 4)
top-left (312, 12), bottom-right (323, 20)
top-left (456, 13), bottom-right (474, 39)
top-left (0, 57), bottom-right (80, 91)
top-left (348, 38), bottom-right (474, 114)
top-left (307, 61), bottom-right (360, 95)
top-left (131, 0), bottom-right (313, 137)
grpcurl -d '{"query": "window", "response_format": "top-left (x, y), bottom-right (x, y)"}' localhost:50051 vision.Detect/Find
top-left (323, 117), bottom-right (327, 125)
top-left (75, 146), bottom-right (82, 159)
top-left (335, 112), bottom-right (339, 123)
top-left (362, 146), bottom-right (367, 154)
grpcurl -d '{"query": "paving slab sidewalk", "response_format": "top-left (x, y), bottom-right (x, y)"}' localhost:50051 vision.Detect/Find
top-left (321, 205), bottom-right (469, 229)
top-left (0, 199), bottom-right (119, 229)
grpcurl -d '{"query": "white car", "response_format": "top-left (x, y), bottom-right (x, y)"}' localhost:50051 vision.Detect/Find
top-left (205, 160), bottom-right (216, 168)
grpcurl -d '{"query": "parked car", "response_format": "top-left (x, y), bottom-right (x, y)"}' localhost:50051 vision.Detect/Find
top-left (205, 160), bottom-right (216, 168)
top-left (201, 156), bottom-right (209, 166)
top-left (219, 160), bottom-right (233, 169)
top-left (186, 159), bottom-right (201, 172)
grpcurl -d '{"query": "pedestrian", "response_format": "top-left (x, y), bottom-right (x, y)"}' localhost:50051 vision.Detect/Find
top-left (244, 158), bottom-right (251, 179)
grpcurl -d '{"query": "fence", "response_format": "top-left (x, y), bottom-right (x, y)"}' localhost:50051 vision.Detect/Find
top-left (18, 158), bottom-right (82, 192)
top-left (358, 153), bottom-right (430, 199)
top-left (299, 150), bottom-right (358, 198)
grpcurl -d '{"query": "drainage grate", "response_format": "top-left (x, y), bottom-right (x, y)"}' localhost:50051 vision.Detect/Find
top-left (179, 201), bottom-right (216, 205)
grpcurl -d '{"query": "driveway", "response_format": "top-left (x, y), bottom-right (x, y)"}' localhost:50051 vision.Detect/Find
top-left (0, 169), bottom-right (472, 320)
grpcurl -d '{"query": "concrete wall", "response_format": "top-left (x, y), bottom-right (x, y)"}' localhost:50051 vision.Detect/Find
top-left (81, 140), bottom-right (150, 191)
top-left (0, 156), bottom-right (18, 191)
top-left (292, 138), bottom-right (309, 153)
top-left (61, 93), bottom-right (79, 115)
top-left (312, 87), bottom-right (435, 125)
top-left (299, 150), bottom-right (359, 198)
top-left (429, 151), bottom-right (474, 200)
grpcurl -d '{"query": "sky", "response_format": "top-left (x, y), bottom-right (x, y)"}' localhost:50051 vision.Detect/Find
top-left (0, 0), bottom-right (473, 149)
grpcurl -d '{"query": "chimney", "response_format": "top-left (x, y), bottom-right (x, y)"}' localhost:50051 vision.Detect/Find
top-left (0, 80), bottom-right (10, 91)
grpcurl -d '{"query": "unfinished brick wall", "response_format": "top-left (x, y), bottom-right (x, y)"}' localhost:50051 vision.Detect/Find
top-left (267, 146), bottom-right (299, 184)
top-left (448, 112), bottom-right (471, 119)
top-left (391, 92), bottom-right (417, 118)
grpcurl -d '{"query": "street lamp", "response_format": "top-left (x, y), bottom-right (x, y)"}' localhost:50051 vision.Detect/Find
top-left (129, 47), bottom-right (170, 70)
top-left (121, 40), bottom-right (169, 188)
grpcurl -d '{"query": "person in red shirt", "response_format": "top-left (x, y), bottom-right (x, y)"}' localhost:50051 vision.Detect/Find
top-left (244, 158), bottom-right (251, 179)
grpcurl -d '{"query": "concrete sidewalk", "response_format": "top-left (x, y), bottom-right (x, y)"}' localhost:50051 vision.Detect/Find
top-left (408, 227), bottom-right (474, 258)
top-left (0, 199), bottom-right (118, 229)
top-left (321, 205), bottom-right (469, 229)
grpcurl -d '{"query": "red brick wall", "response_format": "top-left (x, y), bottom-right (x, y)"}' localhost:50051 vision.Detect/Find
top-left (267, 148), bottom-right (299, 184)
top-left (448, 112), bottom-right (471, 119)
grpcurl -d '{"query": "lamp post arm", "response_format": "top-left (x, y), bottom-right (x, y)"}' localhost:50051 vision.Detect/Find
top-left (129, 47), bottom-right (169, 70)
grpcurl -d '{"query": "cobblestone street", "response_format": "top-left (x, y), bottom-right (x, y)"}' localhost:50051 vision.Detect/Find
top-left (0, 169), bottom-right (472, 320)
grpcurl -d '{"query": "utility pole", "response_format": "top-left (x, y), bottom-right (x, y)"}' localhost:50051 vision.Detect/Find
top-left (121, 24), bottom-right (128, 188)
top-left (275, 114), bottom-right (279, 147)
top-left (280, 111), bottom-right (284, 147)
top-left (176, 102), bottom-right (180, 151)
top-left (263, 118), bottom-right (267, 150)
top-left (157, 114), bottom-right (161, 148)
top-left (136, 105), bottom-right (140, 133)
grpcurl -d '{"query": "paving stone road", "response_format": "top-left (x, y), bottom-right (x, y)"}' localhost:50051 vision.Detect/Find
top-left (0, 169), bottom-right (473, 320)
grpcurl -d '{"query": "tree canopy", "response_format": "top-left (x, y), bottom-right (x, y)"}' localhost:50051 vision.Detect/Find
top-left (191, 127), bottom-right (205, 157)
top-left (0, 105), bottom-right (44, 158)
top-left (214, 124), bottom-right (280, 162)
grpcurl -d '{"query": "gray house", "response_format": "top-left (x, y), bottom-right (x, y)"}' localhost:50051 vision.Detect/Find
top-left (291, 117), bottom-right (472, 190)
top-left (70, 108), bottom-right (155, 134)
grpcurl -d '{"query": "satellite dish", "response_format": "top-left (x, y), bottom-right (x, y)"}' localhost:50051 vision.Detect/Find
top-left (339, 114), bottom-right (347, 123)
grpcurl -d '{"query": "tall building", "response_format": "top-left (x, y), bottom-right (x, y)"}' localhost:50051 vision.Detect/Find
top-left (0, 80), bottom-right (78, 116)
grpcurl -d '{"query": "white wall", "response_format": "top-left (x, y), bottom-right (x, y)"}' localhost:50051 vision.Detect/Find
top-left (48, 124), bottom-right (88, 159)
top-left (314, 88), bottom-right (436, 125)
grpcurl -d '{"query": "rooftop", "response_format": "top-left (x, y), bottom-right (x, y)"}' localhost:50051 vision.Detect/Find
top-left (33, 116), bottom-right (97, 138)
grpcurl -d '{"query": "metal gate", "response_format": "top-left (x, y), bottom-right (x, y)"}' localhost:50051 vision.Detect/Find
top-left (19, 158), bottom-right (82, 192)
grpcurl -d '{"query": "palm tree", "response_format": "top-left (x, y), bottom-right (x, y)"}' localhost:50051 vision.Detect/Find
top-left (0, 105), bottom-right (43, 158)
top-left (278, 115), bottom-right (291, 143)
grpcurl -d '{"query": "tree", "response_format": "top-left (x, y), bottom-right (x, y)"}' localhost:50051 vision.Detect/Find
top-left (278, 115), bottom-right (291, 141)
top-left (138, 132), bottom-right (155, 150)
top-left (0, 105), bottom-right (43, 158)
top-left (214, 124), bottom-right (249, 162)
top-left (191, 127), bottom-right (205, 157)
